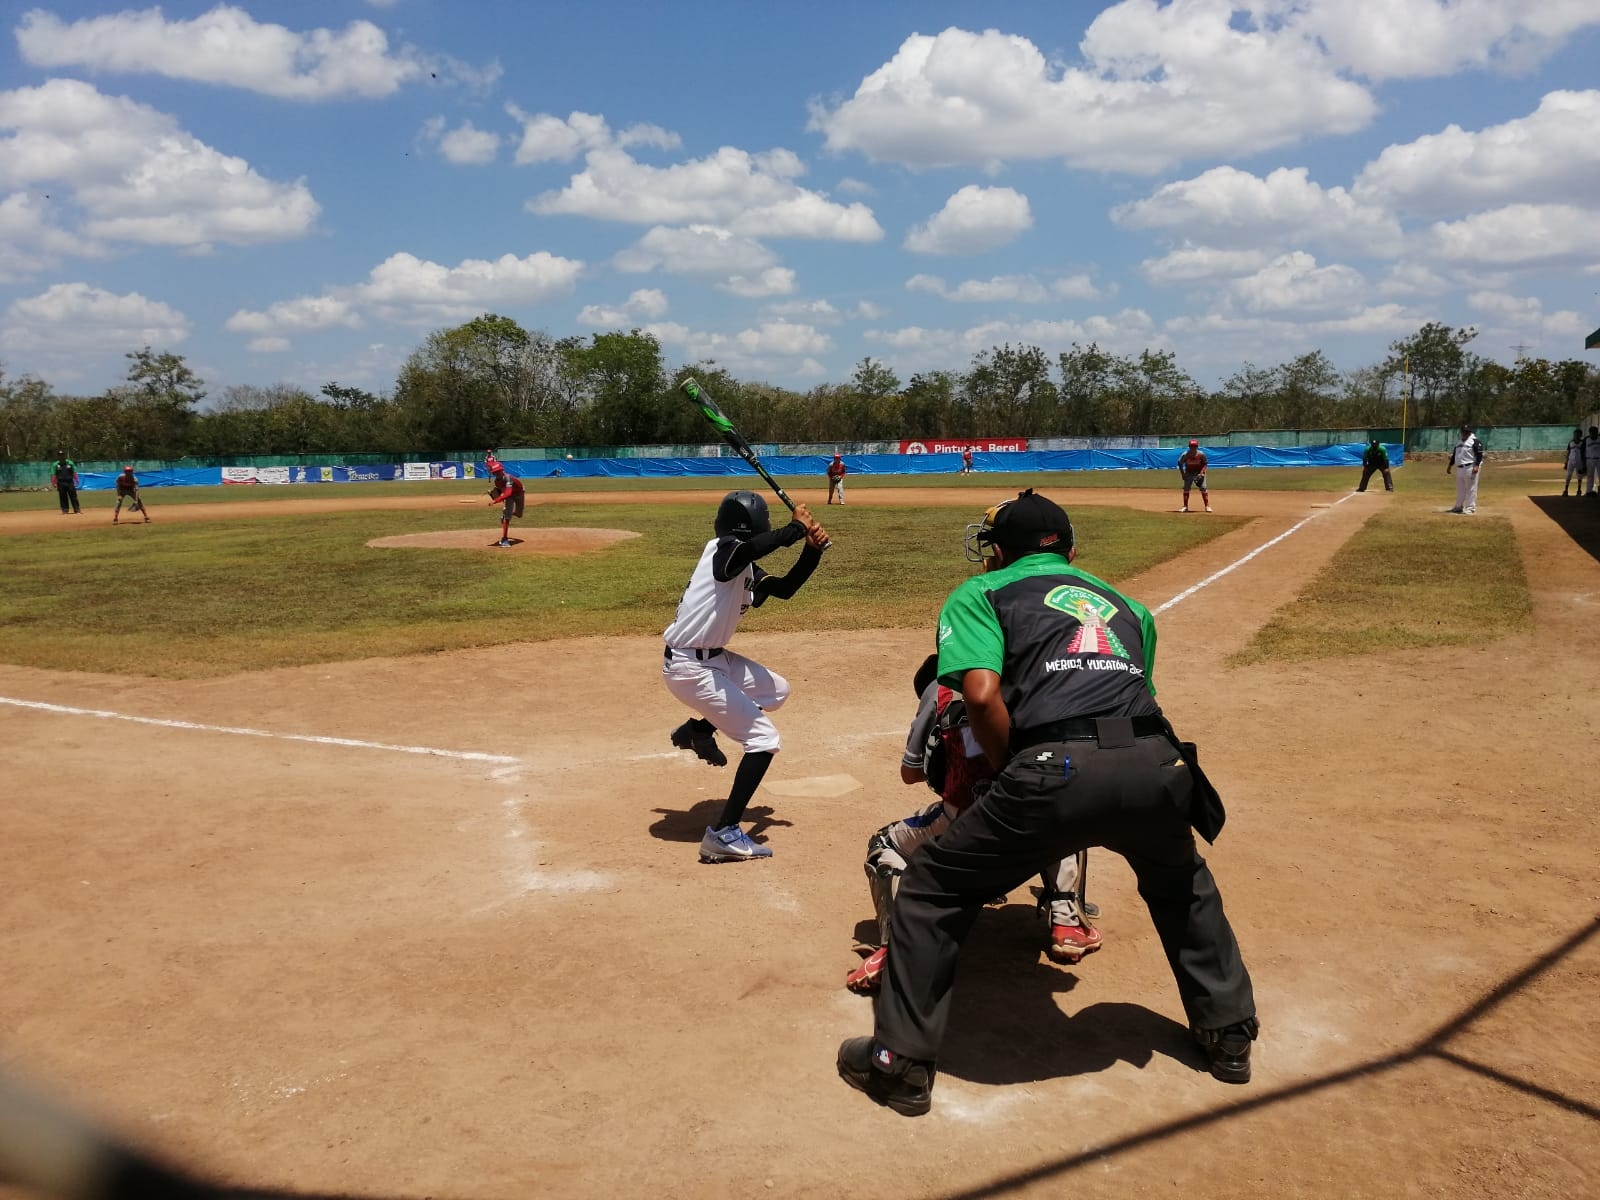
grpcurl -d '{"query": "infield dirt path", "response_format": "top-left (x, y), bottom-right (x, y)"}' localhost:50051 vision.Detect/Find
top-left (2, 480), bottom-right (1596, 1199)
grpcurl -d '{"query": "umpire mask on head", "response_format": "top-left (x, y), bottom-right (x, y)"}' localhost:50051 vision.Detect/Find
top-left (714, 490), bottom-right (771, 539)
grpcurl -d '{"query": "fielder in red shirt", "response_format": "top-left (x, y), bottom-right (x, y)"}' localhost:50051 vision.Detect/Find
top-left (1179, 439), bottom-right (1212, 513)
top-left (827, 453), bottom-right (847, 505)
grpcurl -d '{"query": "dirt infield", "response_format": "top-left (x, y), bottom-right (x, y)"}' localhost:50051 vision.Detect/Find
top-left (2, 481), bottom-right (1596, 1199)
top-left (366, 528), bottom-right (642, 554)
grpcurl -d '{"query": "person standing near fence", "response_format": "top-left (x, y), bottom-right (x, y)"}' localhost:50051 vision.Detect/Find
top-left (1585, 426), bottom-right (1600, 498)
top-left (1446, 424), bottom-right (1484, 514)
top-left (50, 452), bottom-right (81, 515)
top-left (960, 447), bottom-right (974, 475)
top-left (1562, 429), bottom-right (1585, 497)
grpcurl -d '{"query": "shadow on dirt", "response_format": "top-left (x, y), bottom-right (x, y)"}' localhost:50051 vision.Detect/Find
top-left (1529, 494), bottom-right (1600, 564)
top-left (646, 798), bottom-right (791, 844)
top-left (930, 912), bottom-right (1600, 1200)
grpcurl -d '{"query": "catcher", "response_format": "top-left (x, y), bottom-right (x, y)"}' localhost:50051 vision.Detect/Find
top-left (845, 651), bottom-right (1101, 993)
top-left (112, 466), bottom-right (150, 524)
top-left (487, 468), bottom-right (524, 547)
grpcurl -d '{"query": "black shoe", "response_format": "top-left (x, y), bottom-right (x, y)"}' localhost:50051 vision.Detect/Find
top-left (837, 1037), bottom-right (934, 1116)
top-left (1193, 1017), bottom-right (1258, 1084)
top-left (670, 720), bottom-right (727, 767)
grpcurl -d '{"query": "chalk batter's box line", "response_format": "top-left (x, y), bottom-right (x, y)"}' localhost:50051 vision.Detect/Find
top-left (0, 696), bottom-right (518, 764)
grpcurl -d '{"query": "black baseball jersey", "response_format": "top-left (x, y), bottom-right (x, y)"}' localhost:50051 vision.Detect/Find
top-left (936, 554), bottom-right (1159, 729)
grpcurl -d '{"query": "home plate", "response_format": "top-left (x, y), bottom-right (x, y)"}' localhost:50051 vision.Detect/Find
top-left (762, 774), bottom-right (862, 798)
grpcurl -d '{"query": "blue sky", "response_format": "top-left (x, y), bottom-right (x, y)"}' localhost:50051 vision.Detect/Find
top-left (1, 0), bottom-right (1598, 403)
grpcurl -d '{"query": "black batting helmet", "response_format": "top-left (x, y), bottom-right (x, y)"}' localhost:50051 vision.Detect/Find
top-left (714, 490), bottom-right (771, 539)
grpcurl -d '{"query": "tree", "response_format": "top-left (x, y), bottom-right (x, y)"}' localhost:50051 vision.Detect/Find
top-left (1383, 323), bottom-right (1478, 427)
top-left (114, 347), bottom-right (205, 456)
top-left (564, 330), bottom-right (670, 443)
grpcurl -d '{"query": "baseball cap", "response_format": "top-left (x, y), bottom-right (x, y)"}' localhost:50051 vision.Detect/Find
top-left (1188, 438), bottom-right (1199, 447)
top-left (912, 652), bottom-right (939, 698)
top-left (985, 488), bottom-right (1074, 556)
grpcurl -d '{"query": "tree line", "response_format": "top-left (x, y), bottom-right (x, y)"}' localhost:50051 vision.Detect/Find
top-left (2, 316), bottom-right (1596, 463)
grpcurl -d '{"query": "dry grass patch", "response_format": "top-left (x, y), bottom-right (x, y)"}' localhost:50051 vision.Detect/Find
top-left (1233, 508), bottom-right (1530, 663)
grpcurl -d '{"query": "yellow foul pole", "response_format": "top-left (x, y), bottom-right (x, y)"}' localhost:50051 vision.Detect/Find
top-left (1401, 353), bottom-right (1409, 450)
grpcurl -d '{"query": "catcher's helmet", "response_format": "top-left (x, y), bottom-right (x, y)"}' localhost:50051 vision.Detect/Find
top-left (965, 488), bottom-right (1073, 567)
top-left (714, 490), bottom-right (771, 539)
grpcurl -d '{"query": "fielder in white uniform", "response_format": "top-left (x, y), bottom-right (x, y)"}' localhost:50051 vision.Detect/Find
top-left (662, 490), bottom-right (828, 863)
top-left (1446, 424), bottom-right (1484, 513)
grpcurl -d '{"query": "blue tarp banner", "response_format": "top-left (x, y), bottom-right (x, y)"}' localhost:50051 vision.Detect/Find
top-left (501, 443), bottom-right (1400, 479)
top-left (68, 444), bottom-right (1398, 488)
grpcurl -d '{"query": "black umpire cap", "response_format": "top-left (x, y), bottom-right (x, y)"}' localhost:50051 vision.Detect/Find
top-left (985, 488), bottom-right (1074, 556)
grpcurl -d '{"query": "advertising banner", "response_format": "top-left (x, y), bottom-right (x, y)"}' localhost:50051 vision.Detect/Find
top-left (402, 462), bottom-right (431, 481)
top-left (256, 466), bottom-right (292, 484)
top-left (899, 438), bottom-right (1028, 454)
top-left (220, 466), bottom-right (258, 484)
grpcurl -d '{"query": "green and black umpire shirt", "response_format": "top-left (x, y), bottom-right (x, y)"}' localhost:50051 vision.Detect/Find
top-left (936, 554), bottom-right (1160, 729)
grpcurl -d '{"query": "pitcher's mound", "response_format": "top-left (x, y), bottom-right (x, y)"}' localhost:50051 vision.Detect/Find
top-left (368, 528), bottom-right (641, 555)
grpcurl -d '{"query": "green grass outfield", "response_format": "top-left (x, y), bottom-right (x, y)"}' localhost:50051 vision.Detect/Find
top-left (0, 463), bottom-right (1535, 678)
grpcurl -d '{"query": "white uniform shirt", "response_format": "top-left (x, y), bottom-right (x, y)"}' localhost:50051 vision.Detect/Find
top-left (663, 537), bottom-right (757, 649)
top-left (1452, 435), bottom-right (1481, 469)
top-left (1567, 442), bottom-right (1585, 470)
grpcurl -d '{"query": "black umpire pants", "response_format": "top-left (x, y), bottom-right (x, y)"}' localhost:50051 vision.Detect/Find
top-left (56, 482), bottom-right (80, 513)
top-left (875, 731), bottom-right (1255, 1062)
top-left (1357, 465), bottom-right (1393, 492)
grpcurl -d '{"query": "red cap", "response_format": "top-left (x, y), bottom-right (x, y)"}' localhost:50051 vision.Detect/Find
top-left (123, 465), bottom-right (133, 472)
top-left (1188, 439), bottom-right (1199, 447)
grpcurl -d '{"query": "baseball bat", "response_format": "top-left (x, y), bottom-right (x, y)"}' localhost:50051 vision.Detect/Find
top-left (679, 377), bottom-right (830, 548)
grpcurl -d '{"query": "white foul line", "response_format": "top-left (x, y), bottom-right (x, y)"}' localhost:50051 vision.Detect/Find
top-left (1152, 493), bottom-right (1357, 615)
top-left (0, 696), bottom-right (519, 764)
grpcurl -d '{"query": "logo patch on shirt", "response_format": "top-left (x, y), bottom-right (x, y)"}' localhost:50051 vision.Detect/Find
top-left (1043, 585), bottom-right (1131, 659)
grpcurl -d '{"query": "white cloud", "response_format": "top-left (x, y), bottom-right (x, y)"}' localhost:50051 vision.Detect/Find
top-left (1166, 304), bottom-right (1418, 339)
top-left (226, 296), bottom-right (362, 335)
top-left (809, 17), bottom-right (1375, 174)
top-left (1377, 262), bottom-right (1452, 297)
top-left (352, 250), bottom-right (585, 324)
top-left (530, 145), bottom-right (883, 241)
top-left (0, 79), bottom-right (318, 249)
top-left (421, 117), bottom-right (500, 166)
top-left (0, 191), bottom-right (104, 282)
top-left (1227, 253), bottom-right (1370, 314)
top-left (1277, 0), bottom-right (1600, 81)
top-left (507, 109), bottom-right (681, 165)
top-left (1140, 246), bottom-right (1272, 285)
top-left (1467, 290), bottom-right (1589, 340)
top-left (577, 287), bottom-right (670, 327)
top-left (247, 336), bottom-right (290, 352)
top-left (1426, 203), bottom-right (1600, 268)
top-left (1114, 166), bottom-right (1402, 256)
top-left (764, 298), bottom-right (840, 324)
top-left (645, 319), bottom-right (833, 375)
top-left (0, 282), bottom-right (189, 353)
top-left (835, 177), bottom-right (874, 195)
top-left (229, 250), bottom-right (585, 335)
top-left (1354, 90), bottom-right (1600, 215)
top-left (852, 300), bottom-right (887, 321)
top-left (15, 5), bottom-right (433, 100)
top-left (720, 268), bottom-right (797, 298)
top-left (612, 224), bottom-right (796, 296)
top-left (906, 271), bottom-right (1097, 303)
top-left (864, 309), bottom-right (1158, 361)
top-left (905, 186), bottom-right (1032, 255)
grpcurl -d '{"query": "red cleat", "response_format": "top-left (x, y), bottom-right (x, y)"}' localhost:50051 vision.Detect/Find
top-left (1047, 922), bottom-right (1103, 964)
top-left (845, 946), bottom-right (887, 993)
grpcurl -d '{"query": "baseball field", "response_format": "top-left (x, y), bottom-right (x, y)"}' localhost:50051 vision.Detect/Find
top-left (1, 461), bottom-right (1596, 1199)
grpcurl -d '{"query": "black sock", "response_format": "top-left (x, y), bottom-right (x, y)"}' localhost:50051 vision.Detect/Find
top-left (717, 750), bottom-right (773, 828)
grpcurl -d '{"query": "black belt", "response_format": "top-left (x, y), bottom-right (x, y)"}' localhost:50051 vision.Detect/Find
top-left (664, 646), bottom-right (724, 661)
top-left (1011, 714), bottom-right (1168, 752)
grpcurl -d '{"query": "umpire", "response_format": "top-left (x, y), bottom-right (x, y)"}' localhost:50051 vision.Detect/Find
top-left (838, 488), bottom-right (1258, 1116)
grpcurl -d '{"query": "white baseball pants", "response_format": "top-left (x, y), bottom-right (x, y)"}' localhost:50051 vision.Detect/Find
top-left (662, 648), bottom-right (788, 753)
